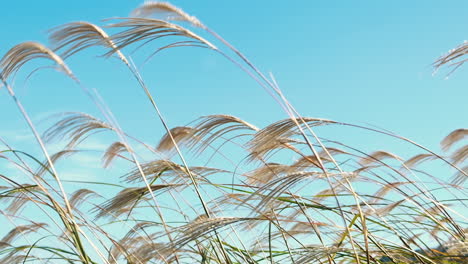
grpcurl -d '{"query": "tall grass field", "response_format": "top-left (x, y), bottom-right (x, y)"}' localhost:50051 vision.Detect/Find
top-left (0, 2), bottom-right (466, 263)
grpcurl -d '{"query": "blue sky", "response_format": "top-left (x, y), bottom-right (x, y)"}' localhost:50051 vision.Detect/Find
top-left (0, 0), bottom-right (467, 177)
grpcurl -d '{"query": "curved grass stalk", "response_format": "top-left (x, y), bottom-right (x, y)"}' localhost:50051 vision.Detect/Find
top-left (0, 43), bottom-right (95, 263)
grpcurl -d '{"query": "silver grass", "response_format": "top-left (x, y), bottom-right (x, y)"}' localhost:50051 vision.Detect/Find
top-left (0, 41), bottom-right (74, 81)
top-left (248, 118), bottom-right (334, 161)
top-left (161, 216), bottom-right (262, 254)
top-left (441, 128), bottom-right (468, 152)
top-left (174, 114), bottom-right (258, 155)
top-left (156, 126), bottom-right (195, 154)
top-left (451, 165), bottom-right (468, 185)
top-left (105, 17), bottom-right (216, 57)
top-left (403, 153), bottom-right (437, 168)
top-left (42, 112), bottom-right (114, 149)
top-left (450, 145), bottom-right (468, 166)
top-left (131, 2), bottom-right (204, 28)
top-left (95, 184), bottom-right (180, 218)
top-left (123, 159), bottom-right (228, 184)
top-left (0, 223), bottom-right (47, 246)
top-left (359, 150), bottom-right (402, 166)
top-left (69, 189), bottom-right (100, 209)
top-left (244, 163), bottom-right (293, 186)
top-left (434, 41), bottom-right (468, 75)
top-left (102, 141), bottom-right (129, 168)
top-left (49, 21), bottom-right (128, 64)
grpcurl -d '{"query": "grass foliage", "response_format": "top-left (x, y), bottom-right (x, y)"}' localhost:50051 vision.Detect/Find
top-left (0, 2), bottom-right (466, 263)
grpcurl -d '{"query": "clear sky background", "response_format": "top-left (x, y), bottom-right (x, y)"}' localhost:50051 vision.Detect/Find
top-left (0, 0), bottom-right (467, 180)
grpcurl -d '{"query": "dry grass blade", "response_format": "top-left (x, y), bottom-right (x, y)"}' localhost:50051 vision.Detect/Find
top-left (43, 112), bottom-right (114, 149)
top-left (0, 41), bottom-right (74, 81)
top-left (105, 17), bottom-right (216, 57)
top-left (49, 21), bottom-right (128, 63)
top-left (314, 187), bottom-right (345, 202)
top-left (441, 128), bottom-right (468, 151)
top-left (131, 1), bottom-right (204, 28)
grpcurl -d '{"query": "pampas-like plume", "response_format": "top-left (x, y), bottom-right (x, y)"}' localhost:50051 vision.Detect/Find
top-left (441, 128), bottom-right (468, 151)
top-left (124, 159), bottom-right (227, 184)
top-left (49, 21), bottom-right (129, 64)
top-left (156, 126), bottom-right (195, 153)
top-left (102, 141), bottom-right (129, 168)
top-left (131, 1), bottom-right (204, 28)
top-left (3, 184), bottom-right (41, 215)
top-left (69, 189), bottom-right (100, 209)
top-left (371, 182), bottom-right (409, 203)
top-left (35, 149), bottom-right (80, 177)
top-left (161, 216), bottom-right (262, 254)
top-left (249, 171), bottom-right (333, 212)
top-left (0, 41), bottom-right (74, 81)
top-left (105, 17), bottom-right (216, 56)
top-left (451, 165), bottom-right (468, 185)
top-left (244, 163), bottom-right (292, 186)
top-left (359, 150), bottom-right (402, 166)
top-left (42, 112), bottom-right (114, 149)
top-left (403, 153), bottom-right (436, 168)
top-left (246, 118), bottom-right (333, 162)
top-left (0, 223), bottom-right (47, 246)
top-left (251, 118), bottom-right (334, 147)
top-left (434, 42), bottom-right (468, 74)
top-left (187, 114), bottom-right (258, 154)
top-left (95, 184), bottom-right (179, 218)
top-left (374, 200), bottom-right (405, 217)
top-left (450, 145), bottom-right (468, 165)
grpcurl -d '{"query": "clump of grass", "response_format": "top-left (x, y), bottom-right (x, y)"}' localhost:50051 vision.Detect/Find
top-left (0, 2), bottom-right (466, 263)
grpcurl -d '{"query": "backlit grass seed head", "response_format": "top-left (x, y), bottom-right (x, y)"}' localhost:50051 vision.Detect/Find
top-left (0, 41), bottom-right (74, 81)
top-left (105, 17), bottom-right (217, 54)
top-left (403, 153), bottom-right (437, 168)
top-left (359, 150), bottom-right (402, 166)
top-left (156, 126), bottom-right (195, 154)
top-left (42, 112), bottom-right (114, 149)
top-left (102, 141), bottom-right (129, 168)
top-left (441, 128), bottom-right (468, 152)
top-left (131, 1), bottom-right (204, 28)
top-left (0, 223), bottom-right (47, 246)
top-left (49, 22), bottom-right (129, 64)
